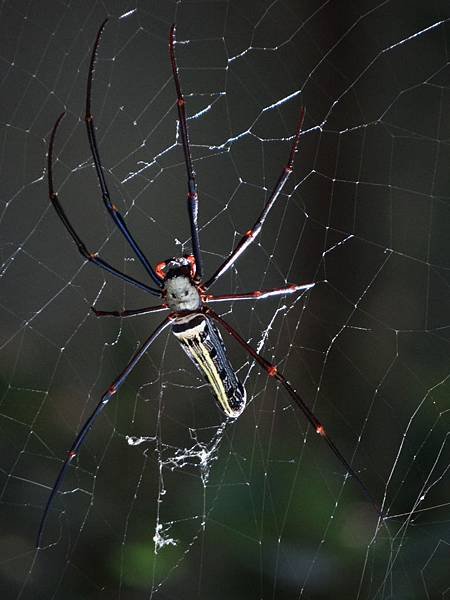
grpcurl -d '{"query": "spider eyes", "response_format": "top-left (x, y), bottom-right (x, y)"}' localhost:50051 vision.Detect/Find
top-left (169, 291), bottom-right (189, 299)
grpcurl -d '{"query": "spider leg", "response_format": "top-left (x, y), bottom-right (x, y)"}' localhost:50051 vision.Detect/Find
top-left (48, 112), bottom-right (161, 297)
top-left (85, 19), bottom-right (163, 289)
top-left (169, 25), bottom-right (203, 280)
top-left (205, 282), bottom-right (315, 303)
top-left (204, 107), bottom-right (306, 289)
top-left (206, 307), bottom-right (382, 517)
top-left (36, 314), bottom-right (174, 548)
top-left (91, 304), bottom-right (169, 318)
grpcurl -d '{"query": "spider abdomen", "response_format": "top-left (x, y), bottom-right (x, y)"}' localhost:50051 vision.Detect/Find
top-left (172, 313), bottom-right (246, 418)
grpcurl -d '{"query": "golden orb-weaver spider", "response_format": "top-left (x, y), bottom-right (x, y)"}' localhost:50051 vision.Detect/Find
top-left (37, 19), bottom-right (380, 547)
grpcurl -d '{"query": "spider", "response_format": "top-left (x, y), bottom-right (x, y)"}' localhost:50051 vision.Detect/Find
top-left (36, 19), bottom-right (379, 547)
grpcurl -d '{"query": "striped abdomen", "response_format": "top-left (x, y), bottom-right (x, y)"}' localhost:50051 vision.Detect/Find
top-left (171, 312), bottom-right (246, 418)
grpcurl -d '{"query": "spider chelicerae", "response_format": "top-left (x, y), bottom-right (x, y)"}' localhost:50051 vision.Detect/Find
top-left (37, 18), bottom-right (380, 547)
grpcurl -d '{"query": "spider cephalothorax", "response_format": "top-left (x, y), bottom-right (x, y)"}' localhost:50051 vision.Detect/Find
top-left (164, 271), bottom-right (201, 311)
top-left (156, 255), bottom-right (202, 311)
top-left (36, 18), bottom-right (380, 548)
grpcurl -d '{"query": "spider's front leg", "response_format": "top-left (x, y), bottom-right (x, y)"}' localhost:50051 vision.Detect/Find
top-left (84, 19), bottom-right (163, 289)
top-left (169, 25), bottom-right (203, 280)
top-left (204, 107), bottom-right (306, 289)
top-left (47, 112), bottom-right (162, 297)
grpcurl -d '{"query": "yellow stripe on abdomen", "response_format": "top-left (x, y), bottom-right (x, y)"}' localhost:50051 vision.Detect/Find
top-left (185, 335), bottom-right (237, 418)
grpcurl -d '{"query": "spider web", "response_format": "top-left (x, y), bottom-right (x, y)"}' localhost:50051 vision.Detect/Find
top-left (1, 0), bottom-right (449, 598)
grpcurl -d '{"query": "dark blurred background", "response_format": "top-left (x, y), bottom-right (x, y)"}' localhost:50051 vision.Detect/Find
top-left (1, 1), bottom-right (449, 598)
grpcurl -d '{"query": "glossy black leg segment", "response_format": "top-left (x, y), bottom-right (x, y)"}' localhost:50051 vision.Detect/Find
top-left (91, 304), bottom-right (169, 318)
top-left (85, 19), bottom-right (163, 289)
top-left (169, 25), bottom-right (203, 280)
top-left (204, 108), bottom-right (306, 289)
top-left (36, 315), bottom-right (173, 548)
top-left (48, 112), bottom-right (161, 297)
